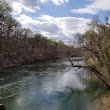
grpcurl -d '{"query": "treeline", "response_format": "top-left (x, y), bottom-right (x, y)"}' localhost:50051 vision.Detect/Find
top-left (0, 1), bottom-right (81, 70)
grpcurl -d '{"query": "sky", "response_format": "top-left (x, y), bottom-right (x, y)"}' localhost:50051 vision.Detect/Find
top-left (5, 0), bottom-right (110, 44)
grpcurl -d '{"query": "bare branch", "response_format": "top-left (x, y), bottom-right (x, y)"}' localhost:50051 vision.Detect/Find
top-left (68, 58), bottom-right (110, 88)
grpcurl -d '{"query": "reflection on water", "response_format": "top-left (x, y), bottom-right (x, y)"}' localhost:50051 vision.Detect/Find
top-left (0, 59), bottom-right (106, 110)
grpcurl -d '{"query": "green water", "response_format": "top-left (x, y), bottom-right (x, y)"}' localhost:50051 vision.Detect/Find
top-left (0, 59), bottom-right (106, 110)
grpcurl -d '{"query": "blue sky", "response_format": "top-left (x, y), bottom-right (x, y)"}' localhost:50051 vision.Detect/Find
top-left (6, 0), bottom-right (110, 44)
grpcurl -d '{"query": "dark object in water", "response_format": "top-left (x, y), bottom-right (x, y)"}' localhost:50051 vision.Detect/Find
top-left (0, 104), bottom-right (6, 110)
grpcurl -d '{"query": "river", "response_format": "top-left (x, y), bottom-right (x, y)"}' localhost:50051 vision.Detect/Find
top-left (0, 58), bottom-right (107, 110)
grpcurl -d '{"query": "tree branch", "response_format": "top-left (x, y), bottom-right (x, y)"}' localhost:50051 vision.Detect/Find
top-left (68, 58), bottom-right (110, 88)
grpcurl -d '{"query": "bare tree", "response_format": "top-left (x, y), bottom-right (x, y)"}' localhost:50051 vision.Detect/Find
top-left (70, 20), bottom-right (110, 88)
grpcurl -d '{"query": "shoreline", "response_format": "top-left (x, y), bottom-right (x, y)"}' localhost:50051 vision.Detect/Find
top-left (90, 90), bottom-right (110, 110)
top-left (0, 56), bottom-right (83, 72)
top-left (0, 57), bottom-right (63, 72)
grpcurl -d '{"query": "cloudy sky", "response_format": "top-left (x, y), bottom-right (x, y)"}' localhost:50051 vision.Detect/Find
top-left (6, 0), bottom-right (110, 44)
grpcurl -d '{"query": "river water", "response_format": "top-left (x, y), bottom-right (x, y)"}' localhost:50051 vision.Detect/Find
top-left (0, 58), bottom-right (106, 110)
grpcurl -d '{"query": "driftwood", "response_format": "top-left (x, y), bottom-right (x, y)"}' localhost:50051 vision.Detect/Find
top-left (68, 58), bottom-right (110, 88)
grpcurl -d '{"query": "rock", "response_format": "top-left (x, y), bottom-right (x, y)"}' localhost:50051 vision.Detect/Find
top-left (0, 104), bottom-right (6, 110)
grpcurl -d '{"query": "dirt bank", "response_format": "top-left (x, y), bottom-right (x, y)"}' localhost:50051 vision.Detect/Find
top-left (90, 91), bottom-right (110, 110)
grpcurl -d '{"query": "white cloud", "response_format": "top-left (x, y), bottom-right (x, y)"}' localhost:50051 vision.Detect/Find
top-left (71, 8), bottom-right (97, 15)
top-left (11, 2), bottom-right (22, 14)
top-left (15, 14), bottom-right (91, 44)
top-left (88, 0), bottom-right (110, 10)
top-left (40, 0), bottom-right (48, 3)
top-left (51, 0), bottom-right (69, 5)
top-left (6, 0), bottom-right (40, 15)
top-left (56, 17), bottom-right (91, 36)
top-left (71, 0), bottom-right (110, 15)
top-left (15, 14), bottom-right (37, 25)
top-left (6, 0), bottom-right (69, 15)
top-left (5, 0), bottom-right (70, 16)
top-left (39, 0), bottom-right (69, 5)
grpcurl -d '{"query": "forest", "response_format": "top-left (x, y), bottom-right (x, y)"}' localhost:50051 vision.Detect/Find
top-left (0, 0), bottom-right (82, 70)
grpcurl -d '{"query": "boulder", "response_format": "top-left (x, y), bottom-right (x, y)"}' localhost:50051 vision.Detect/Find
top-left (0, 104), bottom-right (6, 110)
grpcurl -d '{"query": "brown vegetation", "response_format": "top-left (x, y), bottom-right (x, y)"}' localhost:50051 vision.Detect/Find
top-left (0, 1), bottom-right (81, 70)
top-left (70, 18), bottom-right (110, 88)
